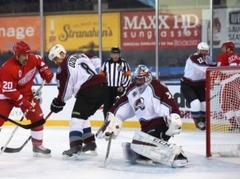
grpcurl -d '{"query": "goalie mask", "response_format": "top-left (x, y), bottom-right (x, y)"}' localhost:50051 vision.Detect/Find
top-left (165, 113), bottom-right (182, 136)
top-left (133, 65), bottom-right (152, 93)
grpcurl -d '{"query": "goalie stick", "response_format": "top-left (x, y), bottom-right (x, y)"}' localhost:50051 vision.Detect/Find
top-left (1, 111), bottom-right (52, 153)
top-left (104, 132), bottom-right (113, 166)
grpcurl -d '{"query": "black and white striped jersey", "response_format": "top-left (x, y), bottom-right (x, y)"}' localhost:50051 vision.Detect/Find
top-left (100, 58), bottom-right (131, 88)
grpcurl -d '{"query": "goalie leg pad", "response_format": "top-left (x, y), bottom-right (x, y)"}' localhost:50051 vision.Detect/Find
top-left (122, 142), bottom-right (139, 164)
top-left (130, 131), bottom-right (188, 167)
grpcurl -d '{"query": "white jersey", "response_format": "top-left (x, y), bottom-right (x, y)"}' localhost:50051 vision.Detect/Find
top-left (56, 53), bottom-right (101, 101)
top-left (181, 53), bottom-right (213, 87)
top-left (109, 79), bottom-right (180, 123)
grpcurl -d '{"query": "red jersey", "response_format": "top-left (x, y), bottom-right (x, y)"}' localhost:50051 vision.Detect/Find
top-left (0, 53), bottom-right (45, 101)
top-left (217, 52), bottom-right (240, 66)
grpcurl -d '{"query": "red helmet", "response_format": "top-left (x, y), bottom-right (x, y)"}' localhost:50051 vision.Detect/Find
top-left (13, 41), bottom-right (31, 55)
top-left (221, 41), bottom-right (235, 51)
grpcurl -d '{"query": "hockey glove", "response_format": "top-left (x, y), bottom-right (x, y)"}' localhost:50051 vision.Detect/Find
top-left (39, 63), bottom-right (54, 83)
top-left (50, 98), bottom-right (65, 113)
top-left (16, 97), bottom-right (35, 113)
top-left (96, 112), bottom-right (123, 140)
top-left (165, 113), bottom-right (182, 136)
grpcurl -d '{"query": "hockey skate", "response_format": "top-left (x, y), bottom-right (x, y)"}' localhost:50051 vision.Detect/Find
top-left (82, 141), bottom-right (97, 156)
top-left (33, 145), bottom-right (51, 158)
top-left (193, 117), bottom-right (206, 130)
top-left (62, 145), bottom-right (82, 160)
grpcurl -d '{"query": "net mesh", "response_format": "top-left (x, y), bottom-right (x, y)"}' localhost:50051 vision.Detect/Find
top-left (207, 68), bottom-right (240, 157)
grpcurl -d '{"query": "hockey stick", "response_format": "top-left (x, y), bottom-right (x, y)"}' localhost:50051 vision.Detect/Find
top-left (1, 111), bottom-right (52, 153)
top-left (0, 80), bottom-right (46, 129)
top-left (104, 132), bottom-right (113, 167)
top-left (0, 115), bottom-right (46, 129)
top-left (0, 80), bottom-right (46, 153)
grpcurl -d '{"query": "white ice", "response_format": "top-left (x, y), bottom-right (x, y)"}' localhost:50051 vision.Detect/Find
top-left (0, 127), bottom-right (239, 179)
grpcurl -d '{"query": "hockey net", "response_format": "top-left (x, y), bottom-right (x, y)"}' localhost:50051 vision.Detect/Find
top-left (206, 66), bottom-right (240, 157)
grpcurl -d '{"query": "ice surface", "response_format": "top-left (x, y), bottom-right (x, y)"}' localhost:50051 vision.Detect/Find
top-left (0, 127), bottom-right (239, 179)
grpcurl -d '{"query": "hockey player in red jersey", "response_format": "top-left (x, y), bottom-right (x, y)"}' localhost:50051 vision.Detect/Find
top-left (217, 41), bottom-right (240, 131)
top-left (180, 42), bottom-right (215, 130)
top-left (0, 41), bottom-right (53, 156)
top-left (217, 41), bottom-right (240, 66)
top-left (48, 44), bottom-right (107, 159)
top-left (96, 65), bottom-right (188, 167)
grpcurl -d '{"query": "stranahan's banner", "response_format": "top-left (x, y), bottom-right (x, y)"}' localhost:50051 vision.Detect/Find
top-left (0, 16), bottom-right (40, 52)
top-left (45, 13), bottom-right (120, 52)
top-left (121, 10), bottom-right (201, 50)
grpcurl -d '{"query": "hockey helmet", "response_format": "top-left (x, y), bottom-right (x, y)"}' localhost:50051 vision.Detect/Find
top-left (221, 41), bottom-right (235, 51)
top-left (48, 44), bottom-right (67, 61)
top-left (197, 42), bottom-right (209, 51)
top-left (133, 65), bottom-right (152, 86)
top-left (13, 41), bottom-right (31, 56)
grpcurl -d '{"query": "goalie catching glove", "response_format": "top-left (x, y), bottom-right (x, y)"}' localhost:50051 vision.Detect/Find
top-left (96, 112), bottom-right (123, 140)
top-left (165, 113), bottom-right (182, 136)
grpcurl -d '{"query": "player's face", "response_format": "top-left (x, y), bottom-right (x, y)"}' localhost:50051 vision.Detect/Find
top-left (111, 53), bottom-right (120, 62)
top-left (52, 57), bottom-right (63, 66)
top-left (17, 53), bottom-right (29, 65)
top-left (135, 77), bottom-right (145, 86)
top-left (221, 46), bottom-right (227, 53)
top-left (200, 50), bottom-right (208, 57)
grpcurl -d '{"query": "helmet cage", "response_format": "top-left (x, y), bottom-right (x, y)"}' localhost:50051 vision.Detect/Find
top-left (133, 65), bottom-right (152, 86)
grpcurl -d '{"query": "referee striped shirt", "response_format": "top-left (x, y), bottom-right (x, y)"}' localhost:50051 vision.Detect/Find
top-left (100, 58), bottom-right (131, 88)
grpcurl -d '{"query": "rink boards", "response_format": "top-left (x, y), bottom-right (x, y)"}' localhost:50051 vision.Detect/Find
top-left (4, 84), bottom-right (196, 130)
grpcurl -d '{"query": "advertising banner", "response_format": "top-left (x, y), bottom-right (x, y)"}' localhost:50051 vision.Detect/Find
top-left (45, 13), bottom-right (120, 51)
top-left (202, 8), bottom-right (240, 48)
top-left (121, 10), bottom-right (201, 50)
top-left (0, 16), bottom-right (40, 52)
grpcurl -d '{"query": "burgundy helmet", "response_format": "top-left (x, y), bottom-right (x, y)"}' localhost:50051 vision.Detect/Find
top-left (13, 41), bottom-right (31, 55)
top-left (221, 41), bottom-right (235, 51)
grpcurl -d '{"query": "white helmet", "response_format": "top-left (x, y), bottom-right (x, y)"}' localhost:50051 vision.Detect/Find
top-left (197, 42), bottom-right (209, 51)
top-left (48, 44), bottom-right (66, 61)
top-left (165, 113), bottom-right (182, 136)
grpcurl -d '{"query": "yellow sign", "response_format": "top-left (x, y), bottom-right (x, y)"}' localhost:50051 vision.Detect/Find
top-left (45, 13), bottom-right (120, 52)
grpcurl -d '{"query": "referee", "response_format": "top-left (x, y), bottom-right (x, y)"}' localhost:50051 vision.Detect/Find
top-left (100, 46), bottom-right (131, 119)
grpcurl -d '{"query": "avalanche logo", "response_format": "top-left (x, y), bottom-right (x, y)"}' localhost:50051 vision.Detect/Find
top-left (134, 97), bottom-right (145, 111)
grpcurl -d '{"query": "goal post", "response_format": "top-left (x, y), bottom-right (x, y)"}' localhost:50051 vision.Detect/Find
top-left (206, 66), bottom-right (240, 157)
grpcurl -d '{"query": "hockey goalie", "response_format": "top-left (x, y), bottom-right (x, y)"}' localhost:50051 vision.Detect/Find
top-left (96, 65), bottom-right (188, 168)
